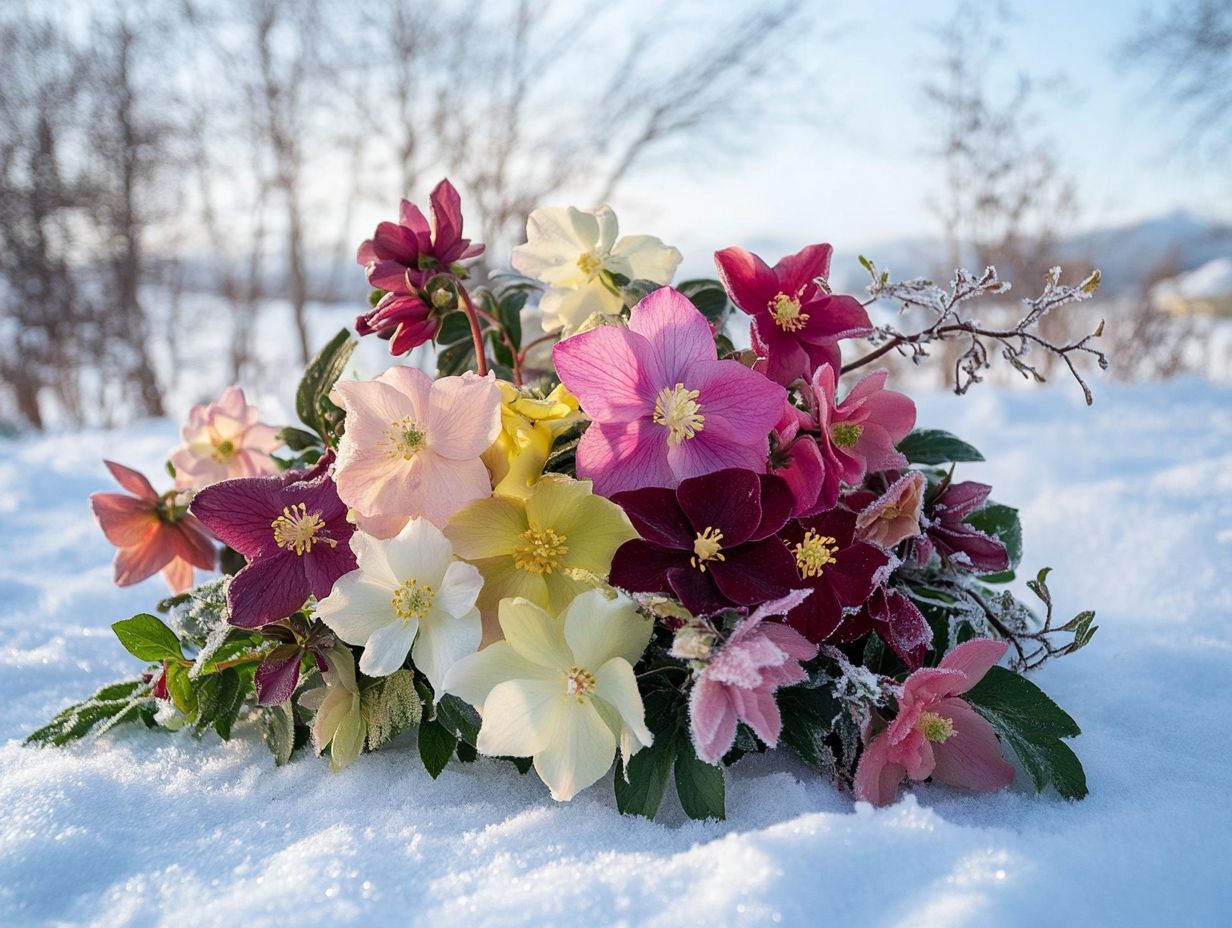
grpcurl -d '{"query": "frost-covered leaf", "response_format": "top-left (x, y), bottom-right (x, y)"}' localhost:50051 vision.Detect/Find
top-left (26, 679), bottom-right (153, 746)
top-left (112, 614), bottom-right (184, 662)
top-left (896, 429), bottom-right (985, 465)
top-left (966, 502), bottom-right (1023, 570)
top-left (417, 716), bottom-right (457, 779)
top-left (263, 702), bottom-right (296, 766)
top-left (434, 693), bottom-right (481, 747)
top-left (964, 666), bottom-right (1087, 800)
top-left (361, 670), bottom-right (422, 750)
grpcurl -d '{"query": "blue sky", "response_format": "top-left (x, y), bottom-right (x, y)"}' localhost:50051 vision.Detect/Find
top-left (606, 0), bottom-right (1230, 265)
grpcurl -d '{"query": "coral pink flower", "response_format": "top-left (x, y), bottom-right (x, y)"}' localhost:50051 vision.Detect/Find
top-left (553, 287), bottom-right (786, 496)
top-left (714, 243), bottom-right (872, 386)
top-left (689, 591), bottom-right (818, 764)
top-left (356, 179), bottom-right (484, 293)
top-left (90, 461), bottom-right (216, 593)
top-left (854, 638), bottom-right (1015, 806)
top-left (169, 386), bottom-right (282, 490)
top-left (808, 365), bottom-right (916, 511)
top-left (331, 367), bottom-right (501, 534)
top-left (855, 471), bottom-right (926, 549)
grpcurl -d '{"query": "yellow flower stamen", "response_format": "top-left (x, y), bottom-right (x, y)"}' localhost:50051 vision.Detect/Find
top-left (793, 529), bottom-right (838, 579)
top-left (576, 252), bottom-right (603, 277)
top-left (830, 422), bottom-right (863, 448)
top-left (652, 383), bottom-right (704, 446)
top-left (690, 526), bottom-right (726, 572)
top-left (270, 503), bottom-right (336, 556)
top-left (512, 527), bottom-right (569, 575)
top-left (564, 666), bottom-right (596, 702)
top-left (383, 416), bottom-right (427, 461)
top-left (918, 711), bottom-right (956, 744)
top-left (769, 290), bottom-right (809, 333)
top-left (391, 578), bottom-right (434, 627)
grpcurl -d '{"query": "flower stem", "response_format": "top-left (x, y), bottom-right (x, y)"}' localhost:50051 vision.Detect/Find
top-left (458, 288), bottom-right (489, 377)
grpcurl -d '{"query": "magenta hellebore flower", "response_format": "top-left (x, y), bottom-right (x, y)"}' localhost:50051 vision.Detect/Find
top-left (553, 287), bottom-right (786, 496)
top-left (714, 243), bottom-right (872, 386)
top-left (355, 290), bottom-right (440, 357)
top-left (854, 638), bottom-right (1015, 806)
top-left (191, 469), bottom-right (357, 629)
top-left (357, 179), bottom-right (484, 293)
top-left (778, 507), bottom-right (892, 644)
top-left (689, 591), bottom-right (819, 764)
top-left (608, 468), bottom-right (799, 616)
top-left (915, 480), bottom-right (1010, 574)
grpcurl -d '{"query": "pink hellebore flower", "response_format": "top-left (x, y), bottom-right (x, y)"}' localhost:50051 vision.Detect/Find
top-left (90, 461), bottom-right (216, 594)
top-left (769, 401), bottom-right (827, 517)
top-left (854, 638), bottom-right (1015, 806)
top-left (553, 287), bottom-right (786, 496)
top-left (855, 471), bottom-right (927, 549)
top-left (356, 179), bottom-right (484, 293)
top-left (714, 243), bottom-right (872, 386)
top-left (809, 365), bottom-right (916, 511)
top-left (331, 367), bottom-right (501, 535)
top-left (169, 386), bottom-right (282, 490)
top-left (689, 591), bottom-right (818, 764)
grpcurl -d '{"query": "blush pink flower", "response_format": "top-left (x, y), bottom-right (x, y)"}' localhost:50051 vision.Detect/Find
top-left (689, 591), bottom-right (818, 764)
top-left (714, 243), bottom-right (872, 386)
top-left (169, 386), bottom-right (282, 490)
top-left (808, 365), bottom-right (916, 511)
top-left (853, 638), bottom-right (1015, 806)
top-left (331, 367), bottom-right (501, 535)
top-left (91, 461), bottom-right (216, 593)
top-left (552, 287), bottom-right (786, 496)
top-left (855, 471), bottom-right (927, 549)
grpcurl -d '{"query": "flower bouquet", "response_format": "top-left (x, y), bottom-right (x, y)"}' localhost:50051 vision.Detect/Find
top-left (30, 180), bottom-right (1105, 818)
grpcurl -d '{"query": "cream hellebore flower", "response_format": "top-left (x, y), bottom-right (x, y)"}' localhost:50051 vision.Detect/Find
top-left (442, 591), bottom-right (654, 801)
top-left (481, 381), bottom-right (581, 499)
top-left (511, 205), bottom-right (682, 335)
top-left (445, 474), bottom-right (637, 643)
top-left (299, 642), bottom-right (366, 772)
top-left (315, 519), bottom-right (483, 694)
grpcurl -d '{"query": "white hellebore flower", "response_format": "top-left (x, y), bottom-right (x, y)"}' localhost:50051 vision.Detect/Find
top-left (315, 518), bottom-right (483, 694)
top-left (511, 205), bottom-right (682, 335)
top-left (442, 590), bottom-right (654, 801)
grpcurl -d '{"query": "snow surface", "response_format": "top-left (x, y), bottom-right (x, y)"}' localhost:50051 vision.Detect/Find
top-left (2, 376), bottom-right (1231, 927)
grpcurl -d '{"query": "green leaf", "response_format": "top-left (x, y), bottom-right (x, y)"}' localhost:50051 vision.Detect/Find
top-left (435, 339), bottom-right (475, 377)
top-left (497, 290), bottom-right (527, 349)
top-left (435, 693), bottom-right (481, 747)
top-left (112, 614), bottom-right (183, 662)
top-left (673, 736), bottom-right (725, 821)
top-left (435, 311), bottom-right (473, 345)
top-left (263, 702), bottom-right (297, 766)
top-left (295, 328), bottom-right (356, 444)
top-left (614, 691), bottom-right (680, 818)
top-left (361, 670), bottom-right (422, 750)
top-left (896, 429), bottom-right (985, 465)
top-left (26, 679), bottom-right (152, 746)
top-left (684, 286), bottom-right (730, 323)
top-left (277, 426), bottom-right (322, 452)
top-left (777, 682), bottom-right (842, 771)
top-left (164, 662), bottom-right (197, 719)
top-left (964, 666), bottom-right (1087, 800)
top-left (195, 668), bottom-right (244, 739)
top-left (965, 503), bottom-right (1023, 570)
top-left (417, 716), bottom-right (457, 779)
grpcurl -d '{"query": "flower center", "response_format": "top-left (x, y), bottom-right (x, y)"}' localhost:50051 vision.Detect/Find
top-left (383, 416), bottom-right (427, 461)
top-left (877, 502), bottom-right (902, 522)
top-left (564, 666), bottom-right (596, 702)
top-left (391, 578), bottom-right (434, 626)
top-left (918, 711), bottom-right (955, 744)
top-left (830, 422), bottom-right (863, 449)
top-left (769, 291), bottom-right (809, 332)
top-left (793, 529), bottom-right (838, 579)
top-left (690, 526), bottom-right (726, 572)
top-left (512, 527), bottom-right (569, 574)
top-left (576, 252), bottom-right (603, 278)
top-left (652, 383), bottom-right (704, 446)
top-left (214, 438), bottom-right (236, 459)
top-left (270, 502), bottom-right (337, 556)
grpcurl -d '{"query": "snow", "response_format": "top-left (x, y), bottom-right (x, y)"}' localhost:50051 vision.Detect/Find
top-left (2, 375), bottom-right (1231, 927)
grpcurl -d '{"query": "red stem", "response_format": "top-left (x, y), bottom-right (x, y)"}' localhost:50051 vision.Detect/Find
top-left (458, 288), bottom-right (489, 377)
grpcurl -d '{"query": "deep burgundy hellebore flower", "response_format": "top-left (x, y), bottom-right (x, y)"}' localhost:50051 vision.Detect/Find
top-left (834, 586), bottom-right (934, 671)
top-left (608, 468), bottom-right (799, 616)
top-left (915, 480), bottom-right (1009, 574)
top-left (779, 507), bottom-right (891, 644)
top-left (714, 243), bottom-right (872, 386)
top-left (191, 469), bottom-right (357, 629)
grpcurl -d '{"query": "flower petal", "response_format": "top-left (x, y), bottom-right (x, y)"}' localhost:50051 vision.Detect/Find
top-left (477, 677), bottom-right (565, 758)
top-left (359, 620), bottom-right (417, 677)
top-left (315, 572), bottom-right (396, 644)
top-left (853, 730), bottom-right (906, 806)
top-left (443, 640), bottom-right (552, 709)
top-left (575, 420), bottom-right (674, 496)
top-left (552, 326), bottom-right (658, 422)
top-left (498, 597), bottom-right (573, 671)
top-left (625, 287), bottom-right (716, 384)
top-left (937, 638), bottom-right (1009, 692)
top-left (594, 657), bottom-right (652, 749)
top-left (413, 605), bottom-right (482, 695)
top-left (932, 698), bottom-right (1016, 793)
top-left (446, 495), bottom-right (529, 560)
top-left (564, 590), bottom-right (652, 669)
top-left (532, 700), bottom-right (617, 801)
top-left (226, 551), bottom-right (308, 628)
top-left (426, 372), bottom-right (502, 460)
top-left (677, 468), bottom-right (762, 547)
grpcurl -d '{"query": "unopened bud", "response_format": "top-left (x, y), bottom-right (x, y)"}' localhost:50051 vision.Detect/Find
top-left (670, 623), bottom-right (716, 663)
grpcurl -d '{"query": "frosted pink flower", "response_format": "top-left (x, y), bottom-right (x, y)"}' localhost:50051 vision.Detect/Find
top-left (169, 386), bottom-right (282, 490)
top-left (855, 471), bottom-right (926, 549)
top-left (768, 401), bottom-right (826, 517)
top-left (689, 591), bottom-right (818, 764)
top-left (854, 638), bottom-right (1015, 806)
top-left (331, 367), bottom-right (501, 534)
top-left (552, 287), bottom-right (786, 496)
